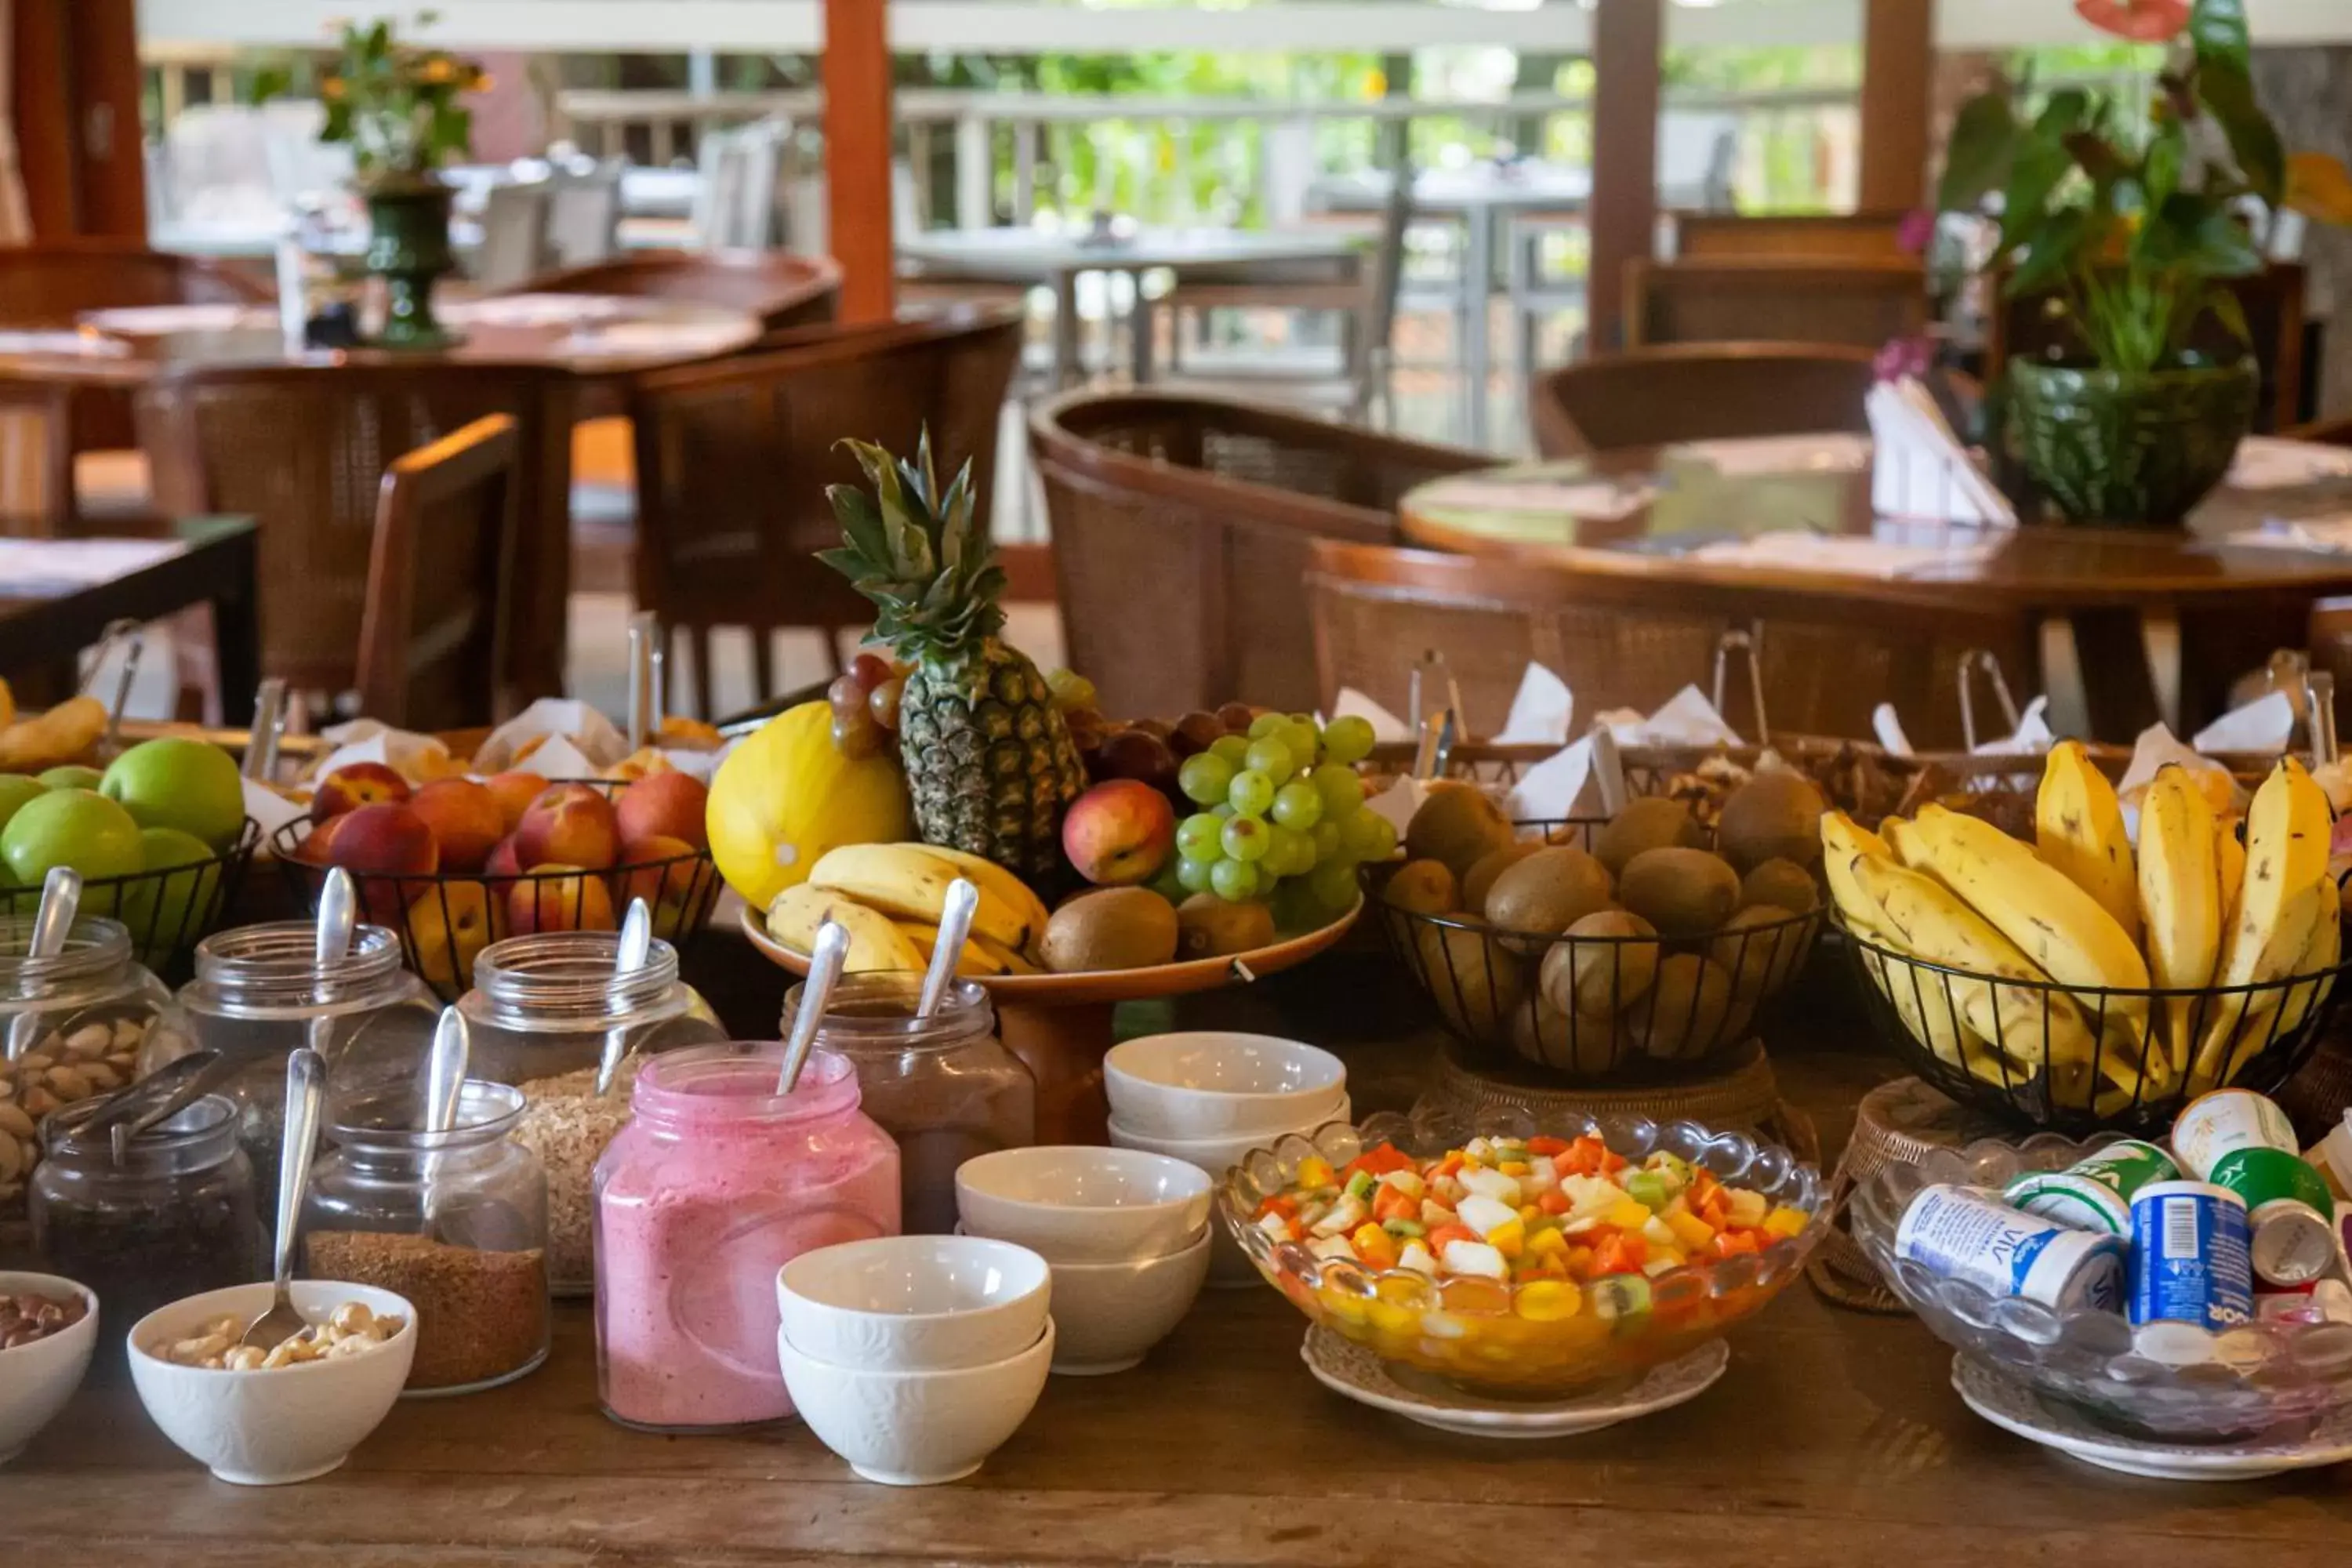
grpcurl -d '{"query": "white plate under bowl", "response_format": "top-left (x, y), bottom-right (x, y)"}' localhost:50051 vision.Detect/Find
top-left (1300, 1327), bottom-right (1727, 1439)
top-left (1951, 1356), bottom-right (2352, 1482)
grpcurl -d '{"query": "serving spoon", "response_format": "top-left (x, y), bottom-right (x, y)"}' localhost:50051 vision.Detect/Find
top-left (239, 1047), bottom-right (325, 1352)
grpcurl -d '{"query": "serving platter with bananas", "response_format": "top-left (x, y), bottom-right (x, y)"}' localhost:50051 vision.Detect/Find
top-left (1826, 742), bottom-right (2347, 1129)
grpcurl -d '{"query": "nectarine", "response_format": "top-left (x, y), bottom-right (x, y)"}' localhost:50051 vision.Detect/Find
top-left (484, 771), bottom-right (548, 833)
top-left (615, 834), bottom-right (715, 937)
top-left (408, 880), bottom-right (499, 993)
top-left (1062, 779), bottom-right (1175, 886)
top-left (507, 864), bottom-right (616, 935)
top-left (310, 762), bottom-right (410, 823)
top-left (484, 835), bottom-right (522, 880)
top-left (614, 770), bottom-right (710, 853)
top-left (409, 779), bottom-right (506, 873)
top-left (323, 802), bottom-right (440, 922)
top-left (514, 783), bottom-right (619, 872)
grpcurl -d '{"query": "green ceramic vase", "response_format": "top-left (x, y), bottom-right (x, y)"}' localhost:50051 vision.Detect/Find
top-left (2005, 359), bottom-right (2256, 528)
top-left (363, 178), bottom-right (458, 349)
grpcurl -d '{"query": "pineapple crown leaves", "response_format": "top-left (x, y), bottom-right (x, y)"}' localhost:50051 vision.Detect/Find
top-left (818, 427), bottom-right (1007, 657)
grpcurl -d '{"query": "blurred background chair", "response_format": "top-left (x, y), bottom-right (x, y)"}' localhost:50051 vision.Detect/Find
top-left (475, 183), bottom-right (554, 291)
top-left (690, 120), bottom-right (786, 249)
top-left (1530, 343), bottom-right (1879, 458)
top-left (1305, 539), bottom-right (2031, 749)
top-left (1031, 390), bottom-right (1485, 717)
top-left (0, 371), bottom-right (76, 536)
top-left (543, 162), bottom-right (626, 271)
top-left (626, 306), bottom-right (1025, 716)
top-left (506, 249), bottom-right (842, 339)
top-left (1669, 211), bottom-right (1915, 261)
top-left (1624, 256), bottom-right (1929, 351)
top-left (356, 414), bottom-right (522, 730)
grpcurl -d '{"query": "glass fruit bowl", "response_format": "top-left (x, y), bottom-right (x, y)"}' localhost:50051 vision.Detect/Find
top-left (1215, 1107), bottom-right (1829, 1393)
top-left (1849, 1138), bottom-right (2352, 1440)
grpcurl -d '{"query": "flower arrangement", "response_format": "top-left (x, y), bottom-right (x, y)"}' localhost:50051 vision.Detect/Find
top-left (253, 11), bottom-right (488, 191)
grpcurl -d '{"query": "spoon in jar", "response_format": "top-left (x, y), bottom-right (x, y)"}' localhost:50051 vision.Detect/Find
top-left (775, 918), bottom-right (851, 1095)
top-left (595, 899), bottom-right (654, 1098)
top-left (239, 1046), bottom-right (325, 1352)
top-left (915, 879), bottom-right (978, 1021)
top-left (5, 867), bottom-right (82, 1064)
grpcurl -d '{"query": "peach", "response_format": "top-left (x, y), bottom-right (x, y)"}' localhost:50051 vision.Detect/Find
top-left (1061, 779), bottom-right (1176, 886)
top-left (613, 770), bottom-right (710, 853)
top-left (615, 834), bottom-right (713, 938)
top-left (323, 802), bottom-right (440, 922)
top-left (484, 771), bottom-right (548, 833)
top-left (408, 779), bottom-right (506, 873)
top-left (514, 782), bottom-right (619, 872)
top-left (484, 835), bottom-right (523, 880)
top-left (407, 880), bottom-right (499, 993)
top-left (507, 864), bottom-right (616, 935)
top-left (310, 762), bottom-right (410, 823)
top-left (296, 814), bottom-right (344, 865)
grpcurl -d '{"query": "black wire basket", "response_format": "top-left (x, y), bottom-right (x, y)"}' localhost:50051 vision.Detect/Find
top-left (0, 818), bottom-right (263, 980)
top-left (1836, 915), bottom-right (2352, 1134)
top-left (269, 783), bottom-right (722, 1002)
top-left (1365, 818), bottom-right (1824, 1080)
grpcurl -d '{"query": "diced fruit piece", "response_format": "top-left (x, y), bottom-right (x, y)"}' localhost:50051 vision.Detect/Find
top-left (1515, 1279), bottom-right (1581, 1321)
top-left (1762, 1206), bottom-right (1809, 1240)
top-left (1438, 1239), bottom-right (1508, 1279)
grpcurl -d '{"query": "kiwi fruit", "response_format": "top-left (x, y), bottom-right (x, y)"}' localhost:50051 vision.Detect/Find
top-left (1405, 782), bottom-right (1518, 878)
top-left (1382, 858), bottom-right (1461, 916)
top-left (1483, 845), bottom-right (1614, 949)
top-left (1176, 891), bottom-right (1276, 960)
top-left (1540, 909), bottom-right (1661, 1018)
top-left (1462, 842), bottom-right (1544, 913)
top-left (1592, 796), bottom-right (1704, 877)
top-left (1739, 857), bottom-right (1820, 914)
top-left (1715, 770), bottom-right (1830, 873)
top-left (1710, 904), bottom-right (1806, 1000)
top-left (1040, 887), bottom-right (1180, 973)
top-left (1627, 953), bottom-right (1735, 1062)
top-left (1411, 923), bottom-right (1526, 1040)
top-left (1616, 847), bottom-right (1742, 938)
top-left (1510, 998), bottom-right (1622, 1076)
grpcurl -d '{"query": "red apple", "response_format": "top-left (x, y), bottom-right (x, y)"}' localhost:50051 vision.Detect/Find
top-left (514, 782), bottom-right (619, 872)
top-left (613, 770), bottom-right (710, 853)
top-left (408, 779), bottom-right (506, 873)
top-left (1061, 779), bottom-right (1176, 886)
top-left (310, 762), bottom-right (410, 823)
top-left (506, 864), bottom-right (617, 935)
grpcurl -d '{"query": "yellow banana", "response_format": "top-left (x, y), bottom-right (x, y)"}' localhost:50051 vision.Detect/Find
top-left (2036, 740), bottom-right (2140, 942)
top-left (2216, 759), bottom-right (2332, 988)
top-left (1820, 812), bottom-right (1893, 937)
top-left (969, 929), bottom-right (1044, 975)
top-left (2138, 764), bottom-right (2223, 1079)
top-left (807, 843), bottom-right (1040, 955)
top-left (2274, 874), bottom-right (2343, 1041)
top-left (2217, 822), bottom-right (2248, 914)
top-left (888, 842), bottom-right (1052, 947)
top-left (1882, 816), bottom-right (1940, 873)
top-left (764, 884), bottom-right (927, 973)
top-left (898, 920), bottom-right (1042, 978)
top-left (2194, 877), bottom-right (2329, 1092)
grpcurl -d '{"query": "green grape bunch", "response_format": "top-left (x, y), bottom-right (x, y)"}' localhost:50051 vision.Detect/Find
top-left (1167, 710), bottom-right (1388, 930)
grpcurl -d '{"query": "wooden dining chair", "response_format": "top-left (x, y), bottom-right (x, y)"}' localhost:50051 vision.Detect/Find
top-left (1305, 539), bottom-right (2034, 750)
top-left (626, 305), bottom-right (1025, 717)
top-left (355, 414), bottom-right (522, 731)
top-left (1030, 390), bottom-right (1487, 719)
top-left (0, 370), bottom-right (75, 536)
top-left (1622, 256), bottom-right (1929, 352)
top-left (1670, 211), bottom-right (1915, 262)
top-left (507, 249), bottom-right (842, 339)
top-left (134, 361), bottom-right (573, 708)
top-left (1530, 343), bottom-right (1881, 459)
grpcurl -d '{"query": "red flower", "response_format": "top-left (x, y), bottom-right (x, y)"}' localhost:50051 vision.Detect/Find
top-left (2074, 0), bottom-right (2190, 43)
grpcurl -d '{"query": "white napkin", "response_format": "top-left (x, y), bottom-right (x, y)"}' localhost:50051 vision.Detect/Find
top-left (1619, 684), bottom-right (1742, 747)
top-left (1361, 775), bottom-right (1428, 837)
top-left (1679, 431), bottom-right (1873, 477)
top-left (1329, 688), bottom-right (1411, 745)
top-left (2193, 690), bottom-right (2296, 754)
top-left (474, 698), bottom-right (630, 771)
top-left (312, 721), bottom-right (453, 783)
top-left (1872, 702), bottom-right (1915, 757)
top-left (1504, 736), bottom-right (1599, 821)
top-left (517, 733), bottom-right (601, 781)
top-left (651, 747), bottom-right (722, 783)
top-left (2227, 436), bottom-right (2352, 491)
top-left (2117, 723), bottom-right (2226, 801)
top-left (1868, 379), bottom-right (2016, 525)
top-left (239, 775), bottom-right (310, 848)
top-left (1973, 695), bottom-right (2053, 756)
top-left (1492, 664), bottom-right (1573, 746)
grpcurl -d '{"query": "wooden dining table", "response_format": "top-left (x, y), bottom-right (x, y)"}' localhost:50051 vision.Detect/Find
top-left (1397, 433), bottom-right (2352, 739)
top-left (0, 517), bottom-right (257, 710)
top-left (9, 937), bottom-right (2350, 1566)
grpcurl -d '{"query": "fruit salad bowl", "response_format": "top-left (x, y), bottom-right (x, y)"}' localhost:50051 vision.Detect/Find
top-left (1850, 1138), bottom-right (2352, 1441)
top-left (1216, 1108), bottom-right (1828, 1395)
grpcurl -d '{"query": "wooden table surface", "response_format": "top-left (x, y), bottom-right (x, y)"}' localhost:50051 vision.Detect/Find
top-left (10, 943), bottom-right (2352, 1566)
top-left (0, 517), bottom-right (258, 713)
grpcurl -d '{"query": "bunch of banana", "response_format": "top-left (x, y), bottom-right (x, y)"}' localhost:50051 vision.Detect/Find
top-left (764, 842), bottom-right (1049, 977)
top-left (1823, 743), bottom-right (2346, 1110)
top-left (0, 688), bottom-right (107, 773)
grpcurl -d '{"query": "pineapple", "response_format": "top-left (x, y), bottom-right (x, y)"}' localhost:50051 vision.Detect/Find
top-left (820, 433), bottom-right (1087, 884)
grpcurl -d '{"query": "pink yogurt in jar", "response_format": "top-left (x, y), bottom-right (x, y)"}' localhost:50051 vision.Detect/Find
top-left (593, 1044), bottom-right (899, 1430)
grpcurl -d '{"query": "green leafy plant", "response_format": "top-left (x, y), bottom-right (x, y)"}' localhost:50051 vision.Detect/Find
top-left (1939, 0), bottom-right (2347, 376)
top-left (249, 11), bottom-right (487, 189)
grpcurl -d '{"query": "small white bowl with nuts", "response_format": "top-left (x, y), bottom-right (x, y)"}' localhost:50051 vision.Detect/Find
top-left (0, 1272), bottom-right (99, 1465)
top-left (127, 1281), bottom-right (415, 1485)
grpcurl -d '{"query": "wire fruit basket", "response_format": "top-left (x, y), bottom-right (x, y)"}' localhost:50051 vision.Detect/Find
top-left (1, 818), bottom-right (263, 979)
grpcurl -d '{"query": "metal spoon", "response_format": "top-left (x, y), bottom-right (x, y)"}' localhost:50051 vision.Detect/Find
top-left (916, 879), bottom-right (978, 1021)
top-left (775, 919), bottom-right (851, 1095)
top-left (595, 899), bottom-right (654, 1098)
top-left (314, 867), bottom-right (358, 971)
top-left (6, 868), bottom-right (82, 1064)
top-left (419, 1005), bottom-right (471, 1240)
top-left (239, 1047), bottom-right (325, 1352)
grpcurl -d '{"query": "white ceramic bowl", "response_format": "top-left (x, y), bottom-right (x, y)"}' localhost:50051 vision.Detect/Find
top-left (955, 1146), bottom-right (1212, 1264)
top-left (777, 1235), bottom-right (1051, 1371)
top-left (127, 1281), bottom-right (417, 1486)
top-left (0, 1272), bottom-right (99, 1466)
top-left (1107, 1103), bottom-right (1351, 1287)
top-left (776, 1318), bottom-right (1054, 1486)
top-left (1103, 1033), bottom-right (1347, 1139)
top-left (1046, 1228), bottom-right (1213, 1375)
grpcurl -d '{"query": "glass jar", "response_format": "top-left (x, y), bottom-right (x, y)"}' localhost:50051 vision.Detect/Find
top-left (30, 1093), bottom-right (263, 1360)
top-left (149, 921), bottom-right (441, 1218)
top-left (782, 975), bottom-right (1033, 1236)
top-left (594, 1044), bottom-right (899, 1432)
top-left (303, 1078), bottom-right (550, 1396)
top-left (1, 916), bottom-right (172, 1225)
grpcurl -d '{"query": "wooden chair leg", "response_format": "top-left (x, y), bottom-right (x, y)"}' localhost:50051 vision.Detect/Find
top-left (749, 626), bottom-right (776, 709)
top-left (687, 623), bottom-right (718, 722)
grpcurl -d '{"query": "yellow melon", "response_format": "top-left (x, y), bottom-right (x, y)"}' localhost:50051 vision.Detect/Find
top-left (706, 702), bottom-right (912, 910)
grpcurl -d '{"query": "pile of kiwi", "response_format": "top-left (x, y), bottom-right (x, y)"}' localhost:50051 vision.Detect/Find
top-left (1381, 772), bottom-right (1828, 1075)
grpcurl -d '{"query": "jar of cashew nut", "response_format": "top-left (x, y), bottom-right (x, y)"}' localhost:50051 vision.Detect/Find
top-left (0, 914), bottom-right (172, 1232)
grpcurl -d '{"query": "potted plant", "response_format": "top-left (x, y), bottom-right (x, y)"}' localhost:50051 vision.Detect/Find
top-left (1938, 0), bottom-right (2349, 525)
top-left (257, 12), bottom-right (488, 347)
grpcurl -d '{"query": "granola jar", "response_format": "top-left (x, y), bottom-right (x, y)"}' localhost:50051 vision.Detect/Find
top-left (0, 914), bottom-right (172, 1229)
top-left (303, 1078), bottom-right (550, 1395)
top-left (782, 975), bottom-right (1032, 1236)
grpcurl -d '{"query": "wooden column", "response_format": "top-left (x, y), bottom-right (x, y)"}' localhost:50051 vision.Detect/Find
top-left (61, 0), bottom-right (145, 239)
top-left (1859, 0), bottom-right (1936, 212)
top-left (10, 0), bottom-right (73, 236)
top-left (824, 0), bottom-right (895, 323)
top-left (1587, 0), bottom-right (1661, 354)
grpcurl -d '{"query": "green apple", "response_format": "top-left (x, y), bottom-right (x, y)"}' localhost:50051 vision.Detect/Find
top-left (0, 788), bottom-right (144, 887)
top-left (100, 738), bottom-right (247, 849)
top-left (119, 826), bottom-right (221, 946)
top-left (36, 765), bottom-right (102, 792)
top-left (0, 775), bottom-right (45, 837)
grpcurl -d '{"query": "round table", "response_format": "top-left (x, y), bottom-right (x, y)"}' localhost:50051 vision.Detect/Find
top-left (1396, 433), bottom-right (2352, 740)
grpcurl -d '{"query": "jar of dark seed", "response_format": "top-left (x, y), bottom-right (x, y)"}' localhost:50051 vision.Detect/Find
top-left (302, 1078), bottom-right (550, 1394)
top-left (30, 1093), bottom-right (262, 1365)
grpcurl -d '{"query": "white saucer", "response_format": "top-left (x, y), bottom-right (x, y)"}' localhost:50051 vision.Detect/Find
top-left (1951, 1356), bottom-right (2352, 1482)
top-left (1301, 1327), bottom-right (1727, 1439)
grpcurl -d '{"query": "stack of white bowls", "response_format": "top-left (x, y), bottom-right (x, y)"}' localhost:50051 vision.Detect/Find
top-left (956, 1146), bottom-right (1214, 1374)
top-left (1102, 1032), bottom-right (1349, 1287)
top-left (775, 1236), bottom-right (1054, 1486)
